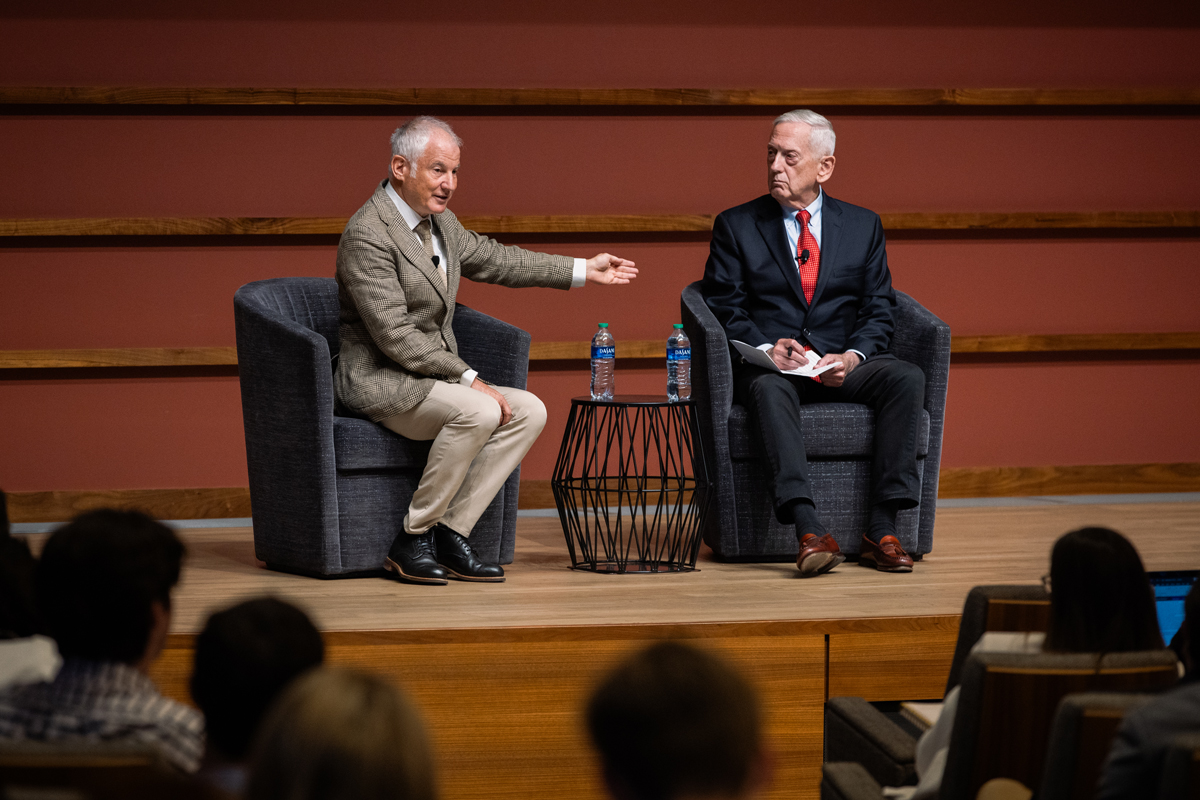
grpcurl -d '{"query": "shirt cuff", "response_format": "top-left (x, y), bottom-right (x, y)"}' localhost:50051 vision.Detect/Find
top-left (570, 258), bottom-right (587, 288)
top-left (847, 349), bottom-right (865, 362)
top-left (459, 369), bottom-right (479, 387)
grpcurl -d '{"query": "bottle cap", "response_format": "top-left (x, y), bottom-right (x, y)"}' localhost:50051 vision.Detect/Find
top-left (598, 323), bottom-right (609, 328)
top-left (673, 323), bottom-right (683, 328)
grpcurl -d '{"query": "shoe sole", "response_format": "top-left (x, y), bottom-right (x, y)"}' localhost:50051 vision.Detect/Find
top-left (385, 557), bottom-right (448, 585)
top-left (442, 567), bottom-right (506, 583)
top-left (858, 554), bottom-right (913, 573)
top-left (798, 551), bottom-right (844, 577)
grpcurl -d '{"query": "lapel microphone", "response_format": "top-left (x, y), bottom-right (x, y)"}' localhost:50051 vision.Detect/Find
top-left (798, 249), bottom-right (810, 266)
top-left (431, 255), bottom-right (440, 267)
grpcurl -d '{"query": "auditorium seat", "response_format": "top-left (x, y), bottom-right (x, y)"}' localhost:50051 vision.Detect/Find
top-left (680, 283), bottom-right (950, 561)
top-left (1156, 732), bottom-right (1200, 800)
top-left (825, 584), bottom-right (1050, 787)
top-left (821, 649), bottom-right (1179, 800)
top-left (0, 742), bottom-right (221, 800)
top-left (233, 277), bottom-right (527, 577)
top-left (1038, 692), bottom-right (1154, 800)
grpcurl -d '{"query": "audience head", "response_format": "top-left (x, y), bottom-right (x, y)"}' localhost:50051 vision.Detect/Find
top-left (248, 669), bottom-right (436, 800)
top-left (587, 641), bottom-right (766, 800)
top-left (0, 488), bottom-right (39, 639)
top-left (1045, 526), bottom-right (1163, 653)
top-left (36, 508), bottom-right (184, 665)
top-left (192, 597), bottom-right (325, 762)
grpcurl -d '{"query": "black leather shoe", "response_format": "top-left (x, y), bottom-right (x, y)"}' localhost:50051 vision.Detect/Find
top-left (385, 531), bottom-right (448, 585)
top-left (433, 524), bottom-right (505, 582)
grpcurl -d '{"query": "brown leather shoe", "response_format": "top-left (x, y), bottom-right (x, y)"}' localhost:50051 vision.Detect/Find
top-left (859, 535), bottom-right (914, 573)
top-left (797, 533), bottom-right (845, 577)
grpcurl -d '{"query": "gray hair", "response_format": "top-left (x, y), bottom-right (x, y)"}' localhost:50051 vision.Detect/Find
top-left (390, 116), bottom-right (462, 167)
top-left (773, 109), bottom-right (836, 158)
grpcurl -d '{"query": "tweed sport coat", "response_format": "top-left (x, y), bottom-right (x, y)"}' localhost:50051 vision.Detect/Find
top-left (334, 181), bottom-right (574, 422)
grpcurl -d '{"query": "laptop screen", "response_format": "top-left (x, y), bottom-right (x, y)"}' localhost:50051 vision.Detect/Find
top-left (1148, 570), bottom-right (1199, 645)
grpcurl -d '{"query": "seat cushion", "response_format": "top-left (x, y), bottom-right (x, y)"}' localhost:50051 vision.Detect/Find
top-left (333, 416), bottom-right (432, 471)
top-left (728, 403), bottom-right (930, 459)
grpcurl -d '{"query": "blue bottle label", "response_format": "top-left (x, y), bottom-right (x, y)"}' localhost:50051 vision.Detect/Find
top-left (591, 346), bottom-right (615, 359)
top-left (667, 347), bottom-right (691, 361)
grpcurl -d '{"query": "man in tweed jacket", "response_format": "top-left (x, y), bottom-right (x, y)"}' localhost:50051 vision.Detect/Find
top-left (335, 116), bottom-right (636, 585)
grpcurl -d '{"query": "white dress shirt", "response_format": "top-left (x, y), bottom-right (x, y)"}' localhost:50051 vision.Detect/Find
top-left (386, 182), bottom-right (586, 386)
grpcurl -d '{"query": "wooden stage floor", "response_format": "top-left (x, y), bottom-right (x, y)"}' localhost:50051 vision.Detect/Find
top-left (60, 500), bottom-right (1200, 800)
top-left (162, 500), bottom-right (1200, 635)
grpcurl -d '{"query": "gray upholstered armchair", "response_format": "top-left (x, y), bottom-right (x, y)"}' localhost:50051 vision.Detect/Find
top-left (233, 277), bottom-right (526, 577)
top-left (680, 282), bottom-right (950, 560)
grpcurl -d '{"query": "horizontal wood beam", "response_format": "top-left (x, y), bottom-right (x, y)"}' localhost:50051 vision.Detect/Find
top-left (3, 211), bottom-right (1199, 238)
top-left (3, 87), bottom-right (1199, 108)
top-left (9, 462), bottom-right (1200, 521)
top-left (2, 333), bottom-right (1198, 370)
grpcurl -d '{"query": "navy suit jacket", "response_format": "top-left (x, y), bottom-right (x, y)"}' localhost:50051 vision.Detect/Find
top-left (701, 193), bottom-right (897, 360)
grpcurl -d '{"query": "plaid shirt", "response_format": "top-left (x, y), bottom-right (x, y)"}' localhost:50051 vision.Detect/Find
top-left (0, 658), bottom-right (204, 772)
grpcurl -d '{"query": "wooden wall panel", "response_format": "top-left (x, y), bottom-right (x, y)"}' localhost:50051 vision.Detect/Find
top-left (827, 618), bottom-right (960, 701)
top-left (149, 629), bottom-right (827, 800)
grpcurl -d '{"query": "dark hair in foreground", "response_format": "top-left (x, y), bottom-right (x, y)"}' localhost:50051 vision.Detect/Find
top-left (0, 489), bottom-right (39, 639)
top-left (36, 508), bottom-right (184, 662)
top-left (1045, 526), bottom-right (1163, 653)
top-left (587, 641), bottom-right (763, 800)
top-left (248, 669), bottom-right (436, 800)
top-left (1184, 580), bottom-right (1200, 673)
top-left (192, 597), bottom-right (325, 760)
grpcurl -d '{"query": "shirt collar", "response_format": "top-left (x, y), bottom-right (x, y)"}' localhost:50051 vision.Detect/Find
top-left (779, 187), bottom-right (823, 222)
top-left (385, 181), bottom-right (426, 232)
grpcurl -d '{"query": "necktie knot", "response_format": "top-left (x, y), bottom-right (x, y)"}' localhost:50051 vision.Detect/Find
top-left (798, 209), bottom-right (811, 227)
top-left (414, 218), bottom-right (434, 260)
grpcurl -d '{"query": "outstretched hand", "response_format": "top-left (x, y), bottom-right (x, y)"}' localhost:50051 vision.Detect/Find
top-left (585, 254), bottom-right (638, 285)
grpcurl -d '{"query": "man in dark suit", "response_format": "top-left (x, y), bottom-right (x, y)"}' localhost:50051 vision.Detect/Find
top-left (701, 110), bottom-right (924, 576)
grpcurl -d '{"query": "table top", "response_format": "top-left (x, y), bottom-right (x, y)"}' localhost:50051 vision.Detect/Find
top-left (570, 395), bottom-right (694, 407)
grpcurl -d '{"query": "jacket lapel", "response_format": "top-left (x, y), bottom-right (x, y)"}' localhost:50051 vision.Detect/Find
top-left (371, 184), bottom-right (449, 306)
top-left (432, 214), bottom-right (458, 308)
top-left (809, 193), bottom-right (842, 309)
top-left (755, 200), bottom-right (808, 309)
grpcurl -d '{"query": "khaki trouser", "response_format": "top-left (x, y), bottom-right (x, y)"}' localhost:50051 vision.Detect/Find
top-left (379, 381), bottom-right (547, 538)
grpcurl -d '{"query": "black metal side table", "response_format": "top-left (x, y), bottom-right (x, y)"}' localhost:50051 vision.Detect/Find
top-left (551, 395), bottom-right (711, 573)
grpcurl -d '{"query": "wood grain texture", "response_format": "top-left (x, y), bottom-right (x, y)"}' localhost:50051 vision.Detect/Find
top-left (7, 463), bottom-right (1200, 521)
top-left (3, 87), bottom-right (1199, 108)
top-left (827, 622), bottom-right (961, 701)
top-left (2, 211), bottom-right (1198, 237)
top-left (985, 600), bottom-right (1051, 633)
top-left (6, 487), bottom-right (251, 523)
top-left (3, 333), bottom-right (1198, 370)
top-left (150, 630), bottom-right (826, 800)
top-left (0, 347), bottom-right (238, 369)
top-left (937, 462), bottom-right (1200, 498)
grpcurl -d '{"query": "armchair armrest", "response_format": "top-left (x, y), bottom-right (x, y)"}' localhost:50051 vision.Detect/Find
top-left (825, 696), bottom-right (919, 787)
top-left (452, 304), bottom-right (532, 391)
top-left (822, 762), bottom-right (886, 800)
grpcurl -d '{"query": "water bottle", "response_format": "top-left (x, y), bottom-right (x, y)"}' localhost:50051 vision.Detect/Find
top-left (590, 323), bottom-right (615, 400)
top-left (666, 324), bottom-right (691, 402)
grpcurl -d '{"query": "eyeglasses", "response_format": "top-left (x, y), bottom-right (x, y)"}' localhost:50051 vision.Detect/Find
top-left (1040, 574), bottom-right (1052, 593)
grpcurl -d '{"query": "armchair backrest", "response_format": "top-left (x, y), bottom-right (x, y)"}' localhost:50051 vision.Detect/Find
top-left (1157, 732), bottom-right (1200, 800)
top-left (1038, 692), bottom-right (1155, 800)
top-left (945, 585), bottom-right (1051, 693)
top-left (943, 649), bottom-right (1179, 800)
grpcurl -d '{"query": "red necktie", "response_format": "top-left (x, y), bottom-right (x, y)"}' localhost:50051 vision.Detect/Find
top-left (797, 209), bottom-right (820, 304)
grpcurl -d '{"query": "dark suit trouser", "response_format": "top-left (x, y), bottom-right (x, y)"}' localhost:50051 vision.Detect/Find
top-left (733, 356), bottom-right (925, 524)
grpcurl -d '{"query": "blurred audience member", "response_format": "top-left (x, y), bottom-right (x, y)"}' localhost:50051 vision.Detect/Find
top-left (587, 641), bottom-right (770, 800)
top-left (247, 669), bottom-right (436, 800)
top-left (192, 597), bottom-right (325, 794)
top-left (0, 489), bottom-right (60, 688)
top-left (0, 509), bottom-right (203, 772)
top-left (1098, 580), bottom-right (1200, 800)
top-left (899, 526), bottom-right (1165, 800)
